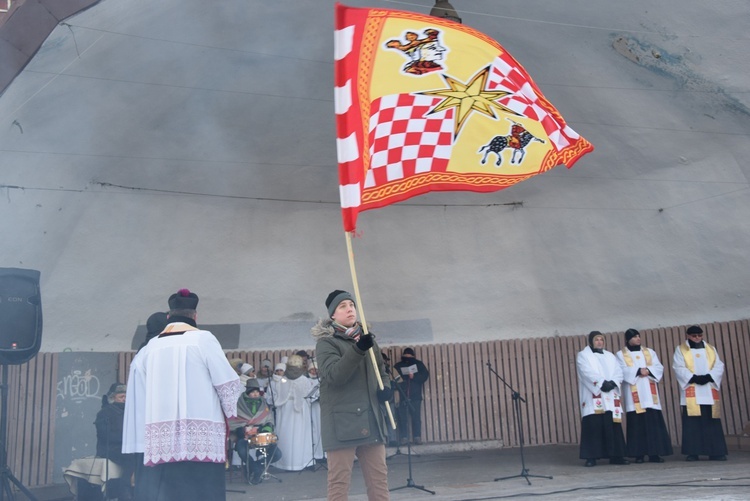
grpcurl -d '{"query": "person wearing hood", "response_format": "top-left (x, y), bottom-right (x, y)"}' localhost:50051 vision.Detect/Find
top-left (94, 383), bottom-right (134, 500)
top-left (393, 347), bottom-right (430, 446)
top-left (311, 290), bottom-right (392, 501)
top-left (615, 328), bottom-right (673, 463)
top-left (576, 331), bottom-right (629, 467)
top-left (256, 359), bottom-right (273, 393)
top-left (229, 358), bottom-right (255, 387)
top-left (672, 325), bottom-right (728, 461)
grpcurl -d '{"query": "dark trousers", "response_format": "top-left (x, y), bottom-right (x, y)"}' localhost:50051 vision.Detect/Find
top-left (398, 399), bottom-right (423, 440)
top-left (134, 461), bottom-right (226, 501)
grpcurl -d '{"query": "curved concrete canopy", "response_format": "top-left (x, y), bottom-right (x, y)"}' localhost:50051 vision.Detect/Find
top-left (1, 0), bottom-right (749, 352)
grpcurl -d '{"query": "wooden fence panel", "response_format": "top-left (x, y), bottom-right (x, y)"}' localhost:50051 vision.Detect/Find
top-left (720, 321), bottom-right (749, 434)
top-left (476, 340), bottom-right (493, 440)
top-left (733, 320), bottom-right (750, 430)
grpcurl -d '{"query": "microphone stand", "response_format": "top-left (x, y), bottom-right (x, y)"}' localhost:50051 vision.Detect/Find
top-left (388, 368), bottom-right (434, 495)
top-left (385, 370), bottom-right (416, 461)
top-left (486, 362), bottom-right (552, 485)
top-left (104, 414), bottom-right (110, 500)
top-left (266, 373), bottom-right (277, 423)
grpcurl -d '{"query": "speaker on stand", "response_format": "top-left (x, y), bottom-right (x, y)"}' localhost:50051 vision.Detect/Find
top-left (0, 267), bottom-right (42, 501)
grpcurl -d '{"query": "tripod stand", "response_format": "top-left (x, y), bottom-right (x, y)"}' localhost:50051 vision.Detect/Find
top-left (388, 375), bottom-right (434, 495)
top-left (386, 372), bottom-right (417, 462)
top-left (1, 364), bottom-right (38, 501)
top-left (486, 362), bottom-right (552, 486)
top-left (300, 385), bottom-right (326, 473)
top-left (257, 446), bottom-right (282, 483)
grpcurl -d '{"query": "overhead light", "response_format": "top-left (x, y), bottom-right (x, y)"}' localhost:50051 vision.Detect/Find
top-left (430, 0), bottom-right (462, 24)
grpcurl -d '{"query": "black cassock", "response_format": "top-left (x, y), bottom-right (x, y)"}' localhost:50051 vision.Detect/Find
top-left (579, 411), bottom-right (627, 460)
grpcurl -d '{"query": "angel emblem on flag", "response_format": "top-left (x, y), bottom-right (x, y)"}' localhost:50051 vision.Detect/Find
top-left (384, 28), bottom-right (447, 75)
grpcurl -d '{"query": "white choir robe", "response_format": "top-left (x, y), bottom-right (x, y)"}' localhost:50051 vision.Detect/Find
top-left (673, 341), bottom-right (724, 405)
top-left (269, 375), bottom-right (316, 471)
top-left (615, 347), bottom-right (664, 412)
top-left (123, 325), bottom-right (244, 465)
top-left (308, 382), bottom-right (325, 460)
top-left (576, 346), bottom-right (623, 419)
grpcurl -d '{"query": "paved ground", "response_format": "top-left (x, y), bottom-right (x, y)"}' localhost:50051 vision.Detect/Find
top-left (223, 443), bottom-right (750, 501)
top-left (26, 442), bottom-right (749, 500)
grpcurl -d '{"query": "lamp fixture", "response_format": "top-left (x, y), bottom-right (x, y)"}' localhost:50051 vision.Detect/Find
top-left (430, 0), bottom-right (462, 24)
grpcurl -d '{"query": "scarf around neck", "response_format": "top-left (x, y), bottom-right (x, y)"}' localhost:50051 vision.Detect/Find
top-left (333, 321), bottom-right (363, 341)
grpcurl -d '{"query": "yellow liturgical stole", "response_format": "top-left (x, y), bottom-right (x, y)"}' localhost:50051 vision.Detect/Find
top-left (679, 342), bottom-right (720, 418)
top-left (620, 347), bottom-right (657, 414)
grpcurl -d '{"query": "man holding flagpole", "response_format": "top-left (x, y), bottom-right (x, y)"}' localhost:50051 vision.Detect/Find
top-left (312, 290), bottom-right (392, 500)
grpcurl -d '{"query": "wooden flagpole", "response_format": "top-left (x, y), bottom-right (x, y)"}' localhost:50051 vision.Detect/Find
top-left (345, 231), bottom-right (396, 429)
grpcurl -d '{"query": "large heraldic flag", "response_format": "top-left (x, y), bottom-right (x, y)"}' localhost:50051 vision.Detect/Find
top-left (334, 3), bottom-right (594, 232)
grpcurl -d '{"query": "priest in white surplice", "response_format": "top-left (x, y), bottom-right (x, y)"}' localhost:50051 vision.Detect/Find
top-left (673, 325), bottom-right (728, 461)
top-left (615, 328), bottom-right (672, 463)
top-left (269, 354), bottom-right (316, 471)
top-left (576, 331), bottom-right (629, 467)
top-left (123, 289), bottom-right (244, 501)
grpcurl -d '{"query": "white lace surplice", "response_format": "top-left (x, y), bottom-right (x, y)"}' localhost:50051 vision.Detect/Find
top-left (123, 326), bottom-right (244, 465)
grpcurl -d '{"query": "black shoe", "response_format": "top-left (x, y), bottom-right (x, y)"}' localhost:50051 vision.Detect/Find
top-left (649, 455), bottom-right (664, 463)
top-left (634, 456), bottom-right (644, 464)
top-left (584, 459), bottom-right (596, 467)
top-left (709, 455), bottom-right (727, 461)
top-left (610, 457), bottom-right (630, 465)
top-left (250, 466), bottom-right (263, 485)
top-left (686, 455), bottom-right (699, 461)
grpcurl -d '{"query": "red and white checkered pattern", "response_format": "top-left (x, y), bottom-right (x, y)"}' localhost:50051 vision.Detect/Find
top-left (365, 93), bottom-right (454, 189)
top-left (488, 53), bottom-right (580, 151)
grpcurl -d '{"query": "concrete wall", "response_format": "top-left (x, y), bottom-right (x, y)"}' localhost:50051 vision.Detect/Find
top-left (0, 0), bottom-right (748, 352)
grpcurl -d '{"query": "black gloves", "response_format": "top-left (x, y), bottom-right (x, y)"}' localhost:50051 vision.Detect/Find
top-left (355, 334), bottom-right (374, 351)
top-left (600, 380), bottom-right (616, 393)
top-left (377, 386), bottom-right (393, 403)
top-left (693, 374), bottom-right (713, 385)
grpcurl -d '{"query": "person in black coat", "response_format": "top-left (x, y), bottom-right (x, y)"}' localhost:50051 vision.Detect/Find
top-left (94, 383), bottom-right (134, 500)
top-left (393, 347), bottom-right (430, 445)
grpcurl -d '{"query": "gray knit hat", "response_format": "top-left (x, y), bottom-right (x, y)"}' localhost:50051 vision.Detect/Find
top-left (325, 290), bottom-right (355, 317)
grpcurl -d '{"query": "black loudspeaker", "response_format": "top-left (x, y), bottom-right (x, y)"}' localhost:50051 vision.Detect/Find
top-left (0, 268), bottom-right (42, 365)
